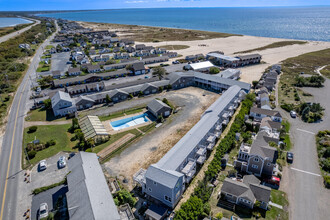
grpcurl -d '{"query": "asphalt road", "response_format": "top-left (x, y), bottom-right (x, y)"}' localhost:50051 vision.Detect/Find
top-left (0, 18), bottom-right (40, 44)
top-left (279, 77), bottom-right (330, 220)
top-left (0, 21), bottom-right (58, 220)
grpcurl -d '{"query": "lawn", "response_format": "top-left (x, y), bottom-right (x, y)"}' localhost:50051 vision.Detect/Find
top-left (23, 124), bottom-right (77, 166)
top-left (93, 128), bottom-right (141, 154)
top-left (98, 106), bottom-right (145, 121)
top-left (45, 45), bottom-right (54, 50)
top-left (281, 120), bottom-right (291, 151)
top-left (266, 190), bottom-right (289, 220)
top-left (25, 109), bottom-right (68, 122)
top-left (158, 45), bottom-right (190, 50)
top-left (36, 64), bottom-right (50, 72)
top-left (320, 65), bottom-right (330, 78)
top-left (279, 48), bottom-right (330, 105)
top-left (234, 41), bottom-right (307, 54)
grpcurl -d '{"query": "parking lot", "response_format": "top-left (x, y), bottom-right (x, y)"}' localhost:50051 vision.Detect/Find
top-left (16, 152), bottom-right (70, 220)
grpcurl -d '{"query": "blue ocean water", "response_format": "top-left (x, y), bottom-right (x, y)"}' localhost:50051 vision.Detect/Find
top-left (0, 17), bottom-right (32, 28)
top-left (39, 7), bottom-right (330, 41)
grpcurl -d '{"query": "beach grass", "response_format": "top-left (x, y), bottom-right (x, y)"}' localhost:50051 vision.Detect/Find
top-left (234, 40), bottom-right (307, 54)
top-left (80, 21), bottom-right (241, 42)
top-left (279, 48), bottom-right (330, 105)
top-left (158, 45), bottom-right (190, 50)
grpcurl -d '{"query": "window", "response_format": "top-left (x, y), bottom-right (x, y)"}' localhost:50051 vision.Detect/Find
top-left (148, 187), bottom-right (152, 192)
top-left (252, 164), bottom-right (258, 169)
top-left (267, 162), bottom-right (271, 166)
top-left (165, 196), bottom-right (172, 202)
top-left (153, 181), bottom-right (157, 185)
top-left (254, 157), bottom-right (259, 162)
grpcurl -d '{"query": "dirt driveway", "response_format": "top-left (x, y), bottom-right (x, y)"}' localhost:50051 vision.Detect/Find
top-left (103, 87), bottom-right (219, 188)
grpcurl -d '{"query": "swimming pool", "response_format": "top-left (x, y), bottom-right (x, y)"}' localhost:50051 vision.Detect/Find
top-left (110, 113), bottom-right (150, 131)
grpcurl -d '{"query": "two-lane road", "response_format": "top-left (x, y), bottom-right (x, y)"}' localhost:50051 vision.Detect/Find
top-left (0, 18), bottom-right (40, 44)
top-left (0, 21), bottom-right (58, 220)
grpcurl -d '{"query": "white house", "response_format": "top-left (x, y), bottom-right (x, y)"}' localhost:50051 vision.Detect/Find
top-left (51, 91), bottom-right (77, 117)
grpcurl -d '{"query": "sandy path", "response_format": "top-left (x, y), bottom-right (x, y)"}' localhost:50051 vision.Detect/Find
top-left (104, 87), bottom-right (219, 188)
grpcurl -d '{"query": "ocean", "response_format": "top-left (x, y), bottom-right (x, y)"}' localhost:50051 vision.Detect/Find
top-left (0, 17), bottom-right (32, 28)
top-left (39, 7), bottom-right (330, 42)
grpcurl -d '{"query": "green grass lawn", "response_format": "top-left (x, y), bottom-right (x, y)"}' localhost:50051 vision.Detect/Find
top-left (36, 64), bottom-right (50, 72)
top-left (25, 109), bottom-right (68, 122)
top-left (93, 128), bottom-right (141, 154)
top-left (45, 45), bottom-right (54, 50)
top-left (265, 190), bottom-right (289, 220)
top-left (235, 41), bottom-right (307, 54)
top-left (23, 124), bottom-right (77, 166)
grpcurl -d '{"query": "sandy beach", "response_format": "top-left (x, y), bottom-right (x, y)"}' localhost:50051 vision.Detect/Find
top-left (79, 21), bottom-right (330, 83)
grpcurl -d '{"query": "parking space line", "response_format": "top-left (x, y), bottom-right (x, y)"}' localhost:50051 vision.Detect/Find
top-left (290, 167), bottom-right (321, 177)
top-left (297, 128), bottom-right (315, 135)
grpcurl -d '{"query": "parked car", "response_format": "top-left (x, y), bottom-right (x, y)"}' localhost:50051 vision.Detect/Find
top-left (58, 156), bottom-right (66, 168)
top-left (145, 75), bottom-right (149, 79)
top-left (290, 111), bottom-right (297, 118)
top-left (39, 160), bottom-right (47, 171)
top-left (39, 203), bottom-right (48, 219)
top-left (263, 176), bottom-right (280, 187)
top-left (68, 152), bottom-right (76, 160)
top-left (287, 152), bottom-right (294, 163)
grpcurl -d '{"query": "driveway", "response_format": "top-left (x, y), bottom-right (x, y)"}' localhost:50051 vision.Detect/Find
top-left (279, 77), bottom-right (330, 220)
top-left (50, 52), bottom-right (71, 74)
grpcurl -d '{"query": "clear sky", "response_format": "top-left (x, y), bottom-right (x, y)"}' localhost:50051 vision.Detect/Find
top-left (0, 0), bottom-right (330, 11)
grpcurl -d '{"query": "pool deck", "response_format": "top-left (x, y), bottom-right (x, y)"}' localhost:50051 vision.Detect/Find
top-left (102, 110), bottom-right (153, 135)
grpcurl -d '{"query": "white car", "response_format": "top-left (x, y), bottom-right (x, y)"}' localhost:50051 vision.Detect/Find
top-left (39, 203), bottom-right (48, 219)
top-left (39, 160), bottom-right (47, 171)
top-left (58, 156), bottom-right (66, 168)
top-left (290, 111), bottom-right (297, 118)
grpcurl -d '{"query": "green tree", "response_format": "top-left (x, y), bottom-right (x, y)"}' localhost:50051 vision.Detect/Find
top-left (113, 190), bottom-right (137, 208)
top-left (174, 196), bottom-right (205, 220)
top-left (28, 126), bottom-right (38, 133)
top-left (152, 66), bottom-right (166, 79)
top-left (105, 94), bottom-right (112, 103)
top-left (43, 99), bottom-right (52, 109)
top-left (209, 67), bottom-right (220, 74)
top-left (252, 80), bottom-right (259, 89)
top-left (215, 212), bottom-right (223, 219)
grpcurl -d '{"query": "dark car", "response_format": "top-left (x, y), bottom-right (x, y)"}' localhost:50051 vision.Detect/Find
top-left (287, 152), bottom-right (294, 163)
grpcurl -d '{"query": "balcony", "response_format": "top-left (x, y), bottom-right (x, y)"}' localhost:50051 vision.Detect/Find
top-left (196, 147), bottom-right (206, 156)
top-left (222, 119), bottom-right (229, 125)
top-left (215, 124), bottom-right (222, 132)
top-left (207, 135), bottom-right (216, 143)
top-left (197, 155), bottom-right (206, 164)
top-left (215, 131), bottom-right (221, 138)
top-left (181, 159), bottom-right (196, 175)
top-left (207, 142), bottom-right (215, 150)
top-left (222, 112), bottom-right (229, 119)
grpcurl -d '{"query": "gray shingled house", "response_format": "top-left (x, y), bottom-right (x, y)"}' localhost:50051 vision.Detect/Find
top-left (221, 175), bottom-right (271, 210)
top-left (147, 99), bottom-right (172, 118)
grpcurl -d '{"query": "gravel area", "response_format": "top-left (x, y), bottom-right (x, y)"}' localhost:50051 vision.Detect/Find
top-left (103, 87), bottom-right (220, 189)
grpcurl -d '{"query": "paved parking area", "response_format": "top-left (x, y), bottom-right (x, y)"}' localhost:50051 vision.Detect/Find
top-left (31, 185), bottom-right (68, 220)
top-left (50, 52), bottom-right (71, 73)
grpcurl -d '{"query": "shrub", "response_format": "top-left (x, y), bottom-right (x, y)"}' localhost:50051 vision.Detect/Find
top-left (45, 139), bottom-right (56, 147)
top-left (280, 103), bottom-right (294, 112)
top-left (323, 175), bottom-right (330, 188)
top-left (27, 150), bottom-right (37, 159)
top-left (113, 190), bottom-right (137, 208)
top-left (28, 126), bottom-right (38, 133)
top-left (215, 212), bottom-right (223, 219)
top-left (209, 67), bottom-right (220, 74)
top-left (85, 148), bottom-right (92, 152)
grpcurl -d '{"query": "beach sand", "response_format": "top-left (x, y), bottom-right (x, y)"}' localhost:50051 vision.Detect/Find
top-left (79, 21), bottom-right (330, 83)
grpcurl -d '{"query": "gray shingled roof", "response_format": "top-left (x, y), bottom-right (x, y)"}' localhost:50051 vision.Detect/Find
top-left (222, 178), bottom-right (254, 201)
top-left (156, 85), bottom-right (241, 171)
top-left (250, 107), bottom-right (282, 118)
top-left (67, 152), bottom-right (120, 220)
top-left (250, 131), bottom-right (277, 161)
top-left (147, 99), bottom-right (171, 114)
top-left (194, 72), bottom-right (251, 91)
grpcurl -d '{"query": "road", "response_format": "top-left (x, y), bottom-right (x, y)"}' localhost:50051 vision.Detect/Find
top-left (0, 18), bottom-right (40, 44)
top-left (279, 77), bottom-right (330, 220)
top-left (0, 21), bottom-right (58, 220)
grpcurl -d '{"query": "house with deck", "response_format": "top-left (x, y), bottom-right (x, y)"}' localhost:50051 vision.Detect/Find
top-left (220, 175), bottom-right (271, 210)
top-left (133, 85), bottom-right (245, 208)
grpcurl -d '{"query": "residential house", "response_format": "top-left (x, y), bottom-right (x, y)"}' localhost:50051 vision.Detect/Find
top-left (68, 67), bottom-right (81, 76)
top-left (234, 131), bottom-right (278, 177)
top-left (249, 107), bottom-right (282, 122)
top-left (75, 96), bottom-right (95, 110)
top-left (51, 91), bottom-right (77, 117)
top-left (218, 69), bottom-right (241, 80)
top-left (147, 99), bottom-right (172, 118)
top-left (87, 65), bottom-right (101, 73)
top-left (220, 175), bottom-right (271, 210)
top-left (132, 62), bottom-right (147, 75)
top-left (52, 70), bottom-right (63, 79)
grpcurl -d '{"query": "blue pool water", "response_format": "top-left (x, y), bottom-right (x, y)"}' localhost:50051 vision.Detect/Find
top-left (38, 7), bottom-right (330, 42)
top-left (111, 113), bottom-right (149, 131)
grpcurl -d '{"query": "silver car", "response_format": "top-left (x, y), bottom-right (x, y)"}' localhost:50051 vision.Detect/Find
top-left (39, 160), bottom-right (47, 171)
top-left (58, 156), bottom-right (66, 168)
top-left (39, 203), bottom-right (48, 219)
